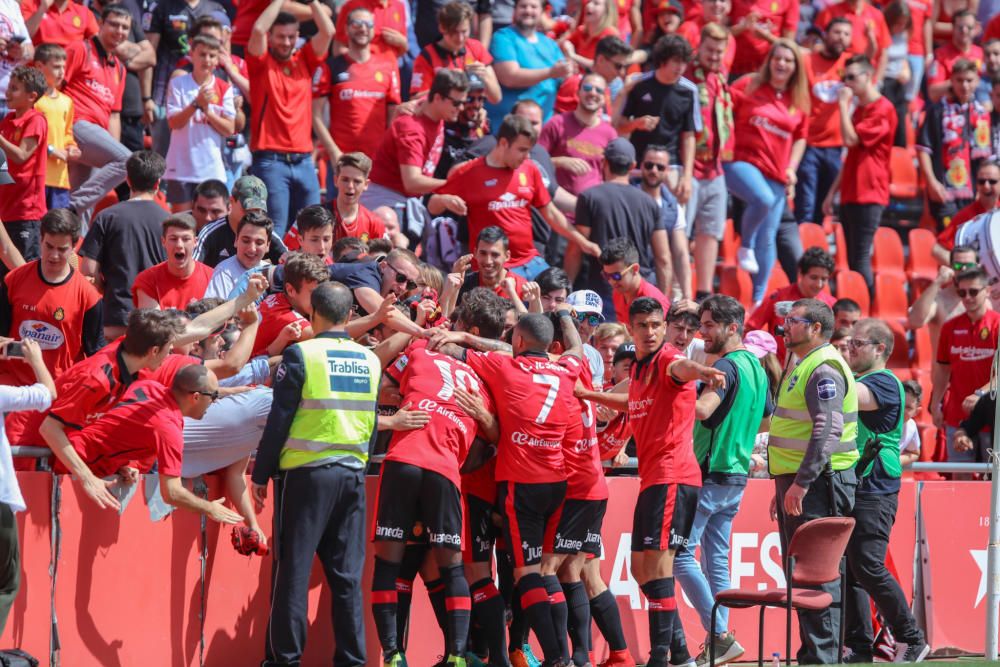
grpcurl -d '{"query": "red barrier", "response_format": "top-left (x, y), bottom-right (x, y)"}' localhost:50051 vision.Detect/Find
top-left (0, 474), bottom-right (966, 666)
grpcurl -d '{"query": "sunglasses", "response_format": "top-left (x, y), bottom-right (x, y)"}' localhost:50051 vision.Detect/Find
top-left (467, 94), bottom-right (487, 104)
top-left (446, 96), bottom-right (468, 107)
top-left (958, 287), bottom-right (983, 298)
top-left (575, 312), bottom-right (602, 327)
top-left (194, 389), bottom-right (220, 402)
top-left (348, 18), bottom-right (374, 29)
top-left (979, 178), bottom-right (1000, 185)
top-left (580, 83), bottom-right (605, 95)
top-left (601, 266), bottom-right (633, 281)
top-left (386, 262), bottom-right (418, 291)
top-left (784, 316), bottom-right (813, 326)
top-left (953, 261), bottom-right (978, 271)
top-left (643, 161), bottom-right (667, 171)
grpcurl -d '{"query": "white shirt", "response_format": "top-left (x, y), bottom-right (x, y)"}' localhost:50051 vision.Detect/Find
top-left (205, 256), bottom-right (268, 299)
top-left (0, 383), bottom-right (51, 511)
top-left (0, 0), bottom-right (32, 99)
top-left (900, 418), bottom-right (921, 455)
top-left (164, 73), bottom-right (235, 183)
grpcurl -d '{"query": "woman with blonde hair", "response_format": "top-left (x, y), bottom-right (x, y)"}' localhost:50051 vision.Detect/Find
top-left (724, 38), bottom-right (810, 304)
top-left (561, 0), bottom-right (621, 69)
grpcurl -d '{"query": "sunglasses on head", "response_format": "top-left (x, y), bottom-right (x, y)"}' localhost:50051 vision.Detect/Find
top-left (580, 83), bottom-right (605, 95)
top-left (575, 312), bottom-right (602, 327)
top-left (980, 178), bottom-right (1000, 185)
top-left (643, 161), bottom-right (667, 171)
top-left (958, 287), bottom-right (983, 298)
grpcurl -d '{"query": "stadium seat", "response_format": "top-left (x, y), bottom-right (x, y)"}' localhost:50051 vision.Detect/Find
top-left (832, 223), bottom-right (849, 272)
top-left (720, 220), bottom-right (738, 265)
top-left (765, 266), bottom-right (790, 293)
top-left (889, 146), bottom-right (919, 200)
top-left (799, 222), bottom-right (829, 253)
top-left (872, 227), bottom-right (906, 280)
top-left (906, 228), bottom-right (939, 287)
top-left (834, 270), bottom-right (870, 314)
top-left (911, 368), bottom-right (932, 417)
top-left (912, 327), bottom-right (933, 369)
top-left (885, 320), bottom-right (910, 368)
top-left (871, 273), bottom-right (909, 325)
top-left (718, 266), bottom-right (753, 308)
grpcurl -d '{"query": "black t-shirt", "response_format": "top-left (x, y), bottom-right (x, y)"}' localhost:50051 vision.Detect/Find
top-left (193, 217), bottom-right (288, 268)
top-left (574, 182), bottom-right (663, 302)
top-left (857, 371), bottom-right (903, 496)
top-left (79, 200), bottom-right (168, 326)
top-left (147, 0), bottom-right (226, 103)
top-left (621, 74), bottom-right (698, 163)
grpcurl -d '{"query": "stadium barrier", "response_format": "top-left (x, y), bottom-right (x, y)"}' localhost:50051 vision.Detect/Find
top-left (0, 474), bottom-right (991, 666)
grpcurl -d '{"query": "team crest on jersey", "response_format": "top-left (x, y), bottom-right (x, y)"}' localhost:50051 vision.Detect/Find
top-left (72, 15), bottom-right (82, 27)
top-left (412, 521), bottom-right (423, 537)
top-left (360, 232), bottom-right (371, 243)
top-left (981, 326), bottom-right (990, 340)
top-left (53, 307), bottom-right (65, 321)
top-left (518, 172), bottom-right (527, 186)
top-left (282, 66), bottom-right (291, 76)
top-left (375, 71), bottom-right (383, 82)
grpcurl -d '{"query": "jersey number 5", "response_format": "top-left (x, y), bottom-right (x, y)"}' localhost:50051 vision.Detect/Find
top-left (532, 374), bottom-right (560, 424)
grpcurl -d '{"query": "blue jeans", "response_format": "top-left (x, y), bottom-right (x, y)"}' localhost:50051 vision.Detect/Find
top-left (509, 254), bottom-right (550, 280)
top-left (724, 161), bottom-right (787, 301)
top-left (45, 186), bottom-right (70, 210)
top-left (673, 482), bottom-right (746, 634)
top-left (905, 55), bottom-right (925, 101)
top-left (794, 146), bottom-right (842, 224)
top-left (249, 151), bottom-right (321, 238)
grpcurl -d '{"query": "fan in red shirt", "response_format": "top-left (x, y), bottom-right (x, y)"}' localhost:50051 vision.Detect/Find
top-left (21, 0), bottom-right (99, 46)
top-left (252, 252), bottom-right (328, 357)
top-left (50, 366), bottom-right (243, 523)
top-left (133, 214), bottom-right (213, 311)
top-left (677, 0), bottom-right (735, 73)
top-left (428, 309), bottom-right (585, 665)
top-left (579, 296), bottom-right (725, 667)
top-left (560, 0), bottom-right (620, 69)
top-left (728, 0), bottom-right (799, 76)
top-left (935, 161), bottom-right (1000, 252)
top-left (746, 247), bottom-right (836, 360)
top-left (815, 0), bottom-right (890, 69)
top-left (334, 0), bottom-right (409, 60)
top-left (927, 10), bottom-right (983, 103)
top-left (429, 113), bottom-right (598, 275)
top-left (410, 2), bottom-right (499, 104)
top-left (312, 6), bottom-right (401, 164)
top-left (599, 237), bottom-right (671, 325)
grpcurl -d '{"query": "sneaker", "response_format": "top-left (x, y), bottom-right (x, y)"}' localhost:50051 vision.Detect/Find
top-left (447, 656), bottom-right (468, 667)
top-left (895, 640), bottom-right (930, 663)
top-left (695, 633), bottom-right (745, 666)
top-left (384, 651), bottom-right (407, 667)
top-left (465, 652), bottom-right (488, 667)
top-left (522, 644), bottom-right (543, 667)
top-left (737, 247), bottom-right (759, 274)
top-left (669, 659), bottom-right (696, 667)
top-left (599, 649), bottom-right (637, 667)
top-left (843, 650), bottom-right (873, 663)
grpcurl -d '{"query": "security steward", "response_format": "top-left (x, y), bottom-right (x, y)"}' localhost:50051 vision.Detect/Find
top-left (843, 319), bottom-right (929, 663)
top-left (769, 298), bottom-right (859, 665)
top-left (252, 281), bottom-right (381, 667)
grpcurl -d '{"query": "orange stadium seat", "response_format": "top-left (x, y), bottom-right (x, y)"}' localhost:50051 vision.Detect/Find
top-left (832, 223), bottom-right (849, 272)
top-left (912, 326), bottom-right (933, 369)
top-left (872, 227), bottom-right (906, 280)
top-left (886, 320), bottom-right (911, 368)
top-left (799, 222), bottom-right (829, 253)
top-left (906, 228), bottom-right (939, 287)
top-left (720, 220), bottom-right (738, 265)
top-left (889, 147), bottom-right (919, 200)
top-left (765, 266), bottom-right (789, 293)
top-left (872, 273), bottom-right (909, 325)
top-left (835, 270), bottom-right (870, 314)
top-left (718, 266), bottom-right (753, 308)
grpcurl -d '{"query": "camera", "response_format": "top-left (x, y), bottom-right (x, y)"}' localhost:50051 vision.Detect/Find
top-left (4, 341), bottom-right (24, 358)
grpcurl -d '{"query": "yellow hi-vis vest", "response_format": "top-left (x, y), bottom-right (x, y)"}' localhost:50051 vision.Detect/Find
top-left (280, 336), bottom-right (381, 471)
top-left (768, 343), bottom-right (860, 476)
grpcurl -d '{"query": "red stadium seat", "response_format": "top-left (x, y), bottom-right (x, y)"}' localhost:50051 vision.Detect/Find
top-left (872, 273), bottom-right (909, 325)
top-left (766, 266), bottom-right (790, 293)
top-left (906, 228), bottom-right (939, 287)
top-left (885, 320), bottom-right (911, 368)
top-left (912, 326), bottom-right (933, 369)
top-left (834, 270), bottom-right (870, 314)
top-left (718, 266), bottom-right (753, 308)
top-left (720, 220), bottom-right (738, 265)
top-left (799, 222), bottom-right (829, 253)
top-left (872, 227), bottom-right (906, 280)
top-left (889, 146), bottom-right (919, 200)
top-left (911, 368), bottom-right (933, 417)
top-left (832, 223), bottom-right (849, 272)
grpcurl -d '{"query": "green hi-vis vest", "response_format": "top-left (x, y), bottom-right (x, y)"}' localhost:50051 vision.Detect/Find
top-left (768, 343), bottom-right (860, 476)
top-left (693, 349), bottom-right (769, 475)
top-left (855, 368), bottom-right (904, 479)
top-left (280, 336), bottom-right (381, 471)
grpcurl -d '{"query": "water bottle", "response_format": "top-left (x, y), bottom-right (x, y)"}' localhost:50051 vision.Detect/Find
top-left (772, 652), bottom-right (781, 667)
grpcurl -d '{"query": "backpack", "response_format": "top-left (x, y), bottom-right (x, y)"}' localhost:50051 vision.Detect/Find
top-left (422, 215), bottom-right (463, 272)
top-left (0, 649), bottom-right (39, 667)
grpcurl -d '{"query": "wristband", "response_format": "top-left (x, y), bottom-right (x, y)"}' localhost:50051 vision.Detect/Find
top-left (47, 144), bottom-right (54, 156)
top-left (142, 96), bottom-right (154, 103)
top-left (556, 308), bottom-right (572, 319)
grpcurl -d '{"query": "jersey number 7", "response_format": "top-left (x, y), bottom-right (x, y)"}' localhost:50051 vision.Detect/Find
top-left (532, 374), bottom-right (560, 424)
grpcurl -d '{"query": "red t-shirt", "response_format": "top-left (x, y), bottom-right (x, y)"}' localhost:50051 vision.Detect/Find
top-left (64, 380), bottom-right (185, 478)
top-left (907, 0), bottom-right (931, 55)
top-left (312, 53), bottom-right (401, 159)
top-left (677, 20), bottom-right (736, 73)
top-left (132, 262), bottom-right (213, 310)
top-left (628, 342), bottom-right (701, 489)
top-left (928, 43), bottom-right (984, 85)
top-left (562, 360), bottom-right (609, 500)
top-left (384, 340), bottom-right (493, 487)
top-left (730, 76), bottom-right (809, 184)
top-left (804, 51), bottom-right (848, 147)
top-left (936, 310), bottom-right (1000, 427)
top-left (410, 38), bottom-right (493, 95)
top-left (252, 292), bottom-right (309, 357)
top-left (612, 279), bottom-right (671, 325)
top-left (435, 156), bottom-right (550, 268)
top-left (334, 0), bottom-right (408, 59)
top-left (334, 205), bottom-right (387, 244)
top-left (985, 11), bottom-right (1000, 43)
top-left (937, 199), bottom-right (989, 250)
top-left (746, 283), bottom-right (836, 359)
top-left (247, 46), bottom-right (324, 153)
top-left (0, 110), bottom-right (47, 221)
top-left (369, 112), bottom-right (444, 196)
top-left (816, 1), bottom-right (891, 62)
top-left (232, 0), bottom-right (269, 45)
top-left (62, 38), bottom-right (125, 129)
top-left (841, 95), bottom-right (897, 206)
top-left (1, 261), bottom-right (101, 383)
top-left (140, 353), bottom-right (203, 387)
top-left (567, 25), bottom-right (620, 60)
top-left (22, 0), bottom-right (98, 46)
top-left (597, 409), bottom-right (631, 460)
top-left (729, 0), bottom-right (799, 76)
top-left (464, 351), bottom-right (583, 483)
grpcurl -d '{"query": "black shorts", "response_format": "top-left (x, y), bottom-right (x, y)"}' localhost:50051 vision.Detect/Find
top-left (463, 492), bottom-right (499, 563)
top-left (373, 461), bottom-right (464, 551)
top-left (554, 498), bottom-right (607, 556)
top-left (631, 483), bottom-right (699, 552)
top-left (498, 480), bottom-right (567, 568)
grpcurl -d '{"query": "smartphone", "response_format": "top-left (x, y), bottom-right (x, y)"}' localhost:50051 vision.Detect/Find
top-left (4, 341), bottom-right (23, 358)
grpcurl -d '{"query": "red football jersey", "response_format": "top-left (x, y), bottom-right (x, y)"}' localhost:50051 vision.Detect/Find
top-left (139, 353), bottom-right (203, 388)
top-left (596, 410), bottom-right (631, 460)
top-left (936, 310), bottom-right (1000, 427)
top-left (461, 457), bottom-right (497, 502)
top-left (436, 156), bottom-right (550, 268)
top-left (369, 113), bottom-right (445, 196)
top-left (62, 39), bottom-right (125, 129)
top-left (63, 380), bottom-right (185, 478)
top-left (562, 360), bottom-right (609, 501)
top-left (384, 340), bottom-right (493, 487)
top-left (1, 261), bottom-right (101, 383)
top-left (0, 109), bottom-right (48, 221)
top-left (628, 342), bottom-right (702, 489)
top-left (132, 262), bottom-right (213, 310)
top-left (252, 292), bottom-right (310, 358)
top-left (465, 351), bottom-right (582, 484)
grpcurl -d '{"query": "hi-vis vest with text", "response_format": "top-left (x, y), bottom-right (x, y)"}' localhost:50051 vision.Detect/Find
top-left (768, 344), bottom-right (859, 476)
top-left (280, 336), bottom-right (381, 471)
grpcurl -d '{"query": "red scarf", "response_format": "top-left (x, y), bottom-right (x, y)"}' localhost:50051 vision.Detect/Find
top-left (942, 96), bottom-right (992, 200)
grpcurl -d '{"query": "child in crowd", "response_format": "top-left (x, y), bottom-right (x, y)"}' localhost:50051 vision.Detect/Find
top-left (900, 380), bottom-right (923, 466)
top-left (33, 44), bottom-right (79, 211)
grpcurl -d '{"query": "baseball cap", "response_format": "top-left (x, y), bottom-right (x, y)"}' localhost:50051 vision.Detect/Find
top-left (209, 10), bottom-right (232, 30)
top-left (604, 138), bottom-right (636, 170)
top-left (0, 149), bottom-right (15, 186)
top-left (657, 0), bottom-right (684, 17)
top-left (612, 343), bottom-right (636, 365)
top-left (232, 175), bottom-right (268, 212)
top-left (467, 72), bottom-right (486, 91)
top-left (744, 330), bottom-right (778, 358)
top-left (567, 290), bottom-right (605, 319)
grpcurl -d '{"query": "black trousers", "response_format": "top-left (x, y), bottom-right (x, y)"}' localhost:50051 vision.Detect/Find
top-left (263, 464), bottom-right (366, 667)
top-left (840, 203), bottom-right (884, 295)
top-left (774, 470), bottom-right (857, 665)
top-left (844, 492), bottom-right (923, 654)
top-left (0, 503), bottom-right (18, 636)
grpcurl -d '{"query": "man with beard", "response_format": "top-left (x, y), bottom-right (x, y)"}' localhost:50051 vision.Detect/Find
top-left (455, 226), bottom-right (532, 303)
top-left (133, 214), bottom-right (213, 310)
